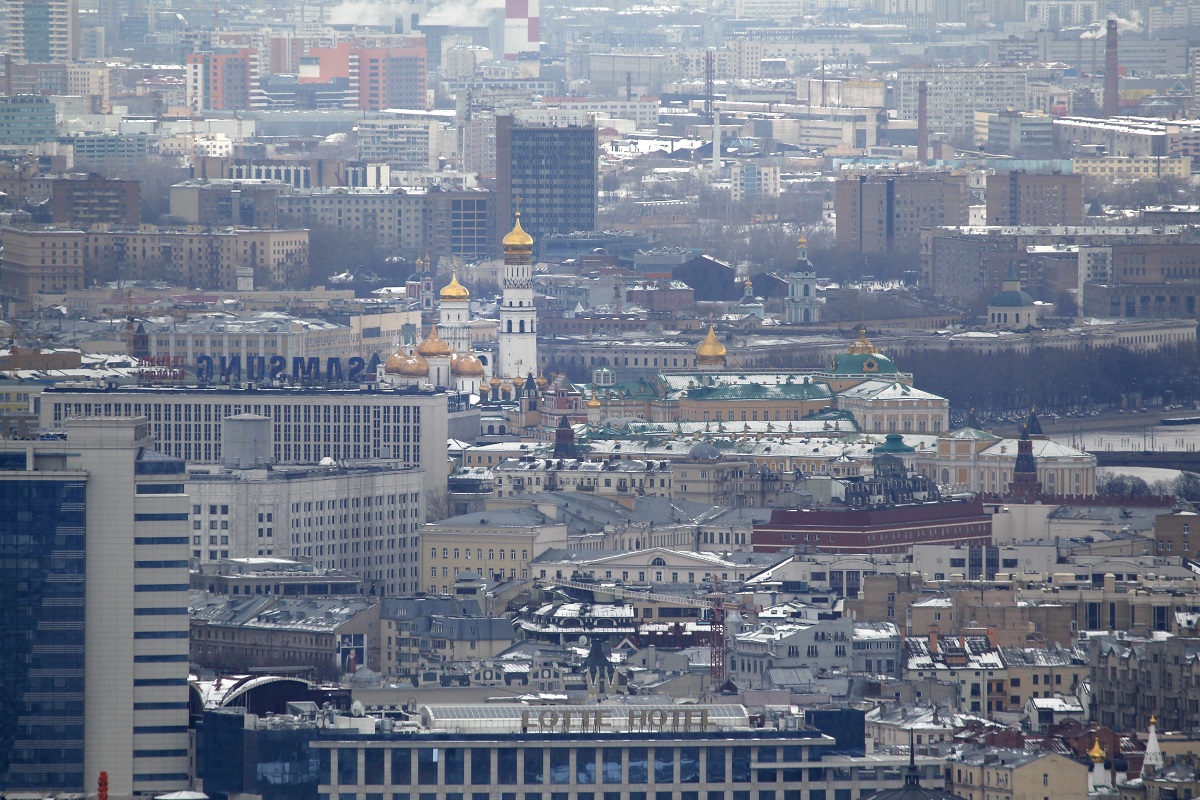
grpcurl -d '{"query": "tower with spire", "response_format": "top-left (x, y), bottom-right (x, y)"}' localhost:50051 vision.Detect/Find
top-left (437, 270), bottom-right (472, 356)
top-left (498, 212), bottom-right (538, 385)
top-left (1007, 424), bottom-right (1042, 503)
top-left (785, 236), bottom-right (822, 324)
top-left (1143, 716), bottom-right (1163, 773)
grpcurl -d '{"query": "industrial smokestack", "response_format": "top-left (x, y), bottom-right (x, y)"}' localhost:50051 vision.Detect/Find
top-left (917, 80), bottom-right (928, 164)
top-left (1104, 19), bottom-right (1119, 117)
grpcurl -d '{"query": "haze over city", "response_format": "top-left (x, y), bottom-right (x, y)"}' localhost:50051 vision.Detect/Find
top-left (2, 1), bottom-right (1200, 800)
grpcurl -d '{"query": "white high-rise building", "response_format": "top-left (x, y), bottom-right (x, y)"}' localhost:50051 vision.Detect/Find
top-left (0, 417), bottom-right (190, 796)
top-left (497, 213), bottom-right (538, 383)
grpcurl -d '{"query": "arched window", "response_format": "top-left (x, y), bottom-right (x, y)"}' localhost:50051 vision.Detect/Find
top-left (522, 549), bottom-right (528, 559)
top-left (477, 549), bottom-right (483, 559)
top-left (651, 557), bottom-right (667, 566)
top-left (453, 548), bottom-right (460, 559)
top-left (431, 547), bottom-right (437, 559)
top-left (499, 549), bottom-right (505, 559)
top-left (803, 284), bottom-right (810, 297)
top-left (519, 320), bottom-right (525, 333)
top-left (506, 320), bottom-right (513, 333)
top-left (510, 549), bottom-right (516, 560)
top-left (488, 549), bottom-right (495, 559)
top-left (442, 548), bottom-right (448, 558)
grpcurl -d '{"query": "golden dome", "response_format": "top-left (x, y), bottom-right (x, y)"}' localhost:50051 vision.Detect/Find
top-left (696, 324), bottom-right (727, 366)
top-left (489, 376), bottom-right (502, 388)
top-left (440, 271), bottom-right (470, 301)
top-left (1088, 738), bottom-right (1106, 763)
top-left (388, 351), bottom-right (429, 378)
top-left (1150, 716), bottom-right (1157, 727)
top-left (536, 373), bottom-right (549, 389)
top-left (587, 388), bottom-right (601, 409)
top-left (416, 327), bottom-right (452, 357)
top-left (847, 327), bottom-right (876, 355)
top-left (453, 352), bottom-right (485, 377)
top-left (798, 235), bottom-right (807, 246)
top-left (502, 212), bottom-right (534, 251)
top-left (383, 348), bottom-right (408, 374)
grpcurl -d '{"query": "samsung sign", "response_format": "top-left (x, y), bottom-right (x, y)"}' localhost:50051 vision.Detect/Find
top-left (195, 353), bottom-right (384, 384)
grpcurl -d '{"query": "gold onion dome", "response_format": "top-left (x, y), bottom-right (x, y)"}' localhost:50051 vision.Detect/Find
top-left (847, 327), bottom-right (876, 355)
top-left (489, 376), bottom-right (502, 388)
top-left (696, 324), bottom-right (727, 365)
top-left (502, 212), bottom-right (534, 251)
top-left (416, 327), bottom-right (452, 357)
top-left (587, 389), bottom-right (601, 409)
top-left (440, 271), bottom-right (470, 300)
top-left (536, 373), bottom-right (549, 389)
top-left (395, 351), bottom-right (430, 378)
top-left (1088, 739), bottom-right (1106, 762)
top-left (383, 346), bottom-right (408, 374)
top-left (453, 353), bottom-right (485, 377)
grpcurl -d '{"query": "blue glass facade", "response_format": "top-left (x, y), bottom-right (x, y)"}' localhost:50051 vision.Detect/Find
top-left (198, 709), bottom-right (912, 800)
top-left (0, 478), bottom-right (87, 791)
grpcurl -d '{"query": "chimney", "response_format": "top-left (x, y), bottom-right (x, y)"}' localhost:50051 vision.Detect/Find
top-left (1104, 20), bottom-right (1119, 117)
top-left (928, 630), bottom-right (938, 655)
top-left (917, 80), bottom-right (928, 164)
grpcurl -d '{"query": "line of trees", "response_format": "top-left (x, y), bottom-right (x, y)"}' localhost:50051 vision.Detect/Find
top-left (902, 343), bottom-right (1200, 417)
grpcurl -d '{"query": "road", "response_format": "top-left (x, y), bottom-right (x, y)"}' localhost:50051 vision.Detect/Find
top-left (988, 409), bottom-right (1176, 439)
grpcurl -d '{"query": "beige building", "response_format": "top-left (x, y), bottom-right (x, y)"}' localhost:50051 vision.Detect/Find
top-left (1073, 156), bottom-right (1191, 180)
top-left (0, 226), bottom-right (86, 301)
top-left (912, 426), bottom-right (1096, 496)
top-left (948, 751), bottom-right (1086, 800)
top-left (1153, 509), bottom-right (1200, 559)
top-left (1000, 648), bottom-right (1089, 711)
top-left (0, 225), bottom-right (310, 294)
top-left (143, 308), bottom-right (420, 365)
top-left (492, 457), bottom-right (673, 499)
top-left (421, 507), bottom-right (572, 594)
top-left (837, 379), bottom-right (949, 435)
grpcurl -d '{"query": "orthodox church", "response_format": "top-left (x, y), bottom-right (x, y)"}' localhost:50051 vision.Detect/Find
top-left (379, 214), bottom-right (542, 409)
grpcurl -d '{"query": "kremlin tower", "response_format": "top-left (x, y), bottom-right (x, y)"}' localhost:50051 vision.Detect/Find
top-left (497, 213), bottom-right (538, 385)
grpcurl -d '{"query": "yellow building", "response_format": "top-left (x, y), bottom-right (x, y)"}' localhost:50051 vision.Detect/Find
top-left (1072, 156), bottom-right (1191, 180)
top-left (420, 508), bottom-right (572, 595)
top-left (948, 750), bottom-right (1086, 800)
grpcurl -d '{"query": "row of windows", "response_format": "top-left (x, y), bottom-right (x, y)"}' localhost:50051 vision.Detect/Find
top-left (322, 745), bottom-right (825, 788)
top-left (318, 790), bottom-right (838, 800)
top-left (431, 547), bottom-right (526, 560)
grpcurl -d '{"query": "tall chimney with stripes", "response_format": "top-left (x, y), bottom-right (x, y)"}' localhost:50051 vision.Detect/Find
top-left (1103, 19), bottom-right (1119, 117)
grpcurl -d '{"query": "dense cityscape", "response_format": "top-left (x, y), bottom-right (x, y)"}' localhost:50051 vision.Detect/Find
top-left (3, 0), bottom-right (1200, 799)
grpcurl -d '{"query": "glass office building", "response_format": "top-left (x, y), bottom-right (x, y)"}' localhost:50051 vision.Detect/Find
top-left (0, 472), bottom-right (87, 790)
top-left (201, 703), bottom-right (944, 800)
top-left (0, 417), bottom-right (192, 797)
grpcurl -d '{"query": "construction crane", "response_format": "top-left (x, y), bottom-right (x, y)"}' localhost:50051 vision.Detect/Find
top-left (538, 577), bottom-right (733, 689)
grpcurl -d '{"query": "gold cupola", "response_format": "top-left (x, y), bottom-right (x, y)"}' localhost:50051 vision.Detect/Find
top-left (696, 324), bottom-right (727, 366)
top-left (383, 344), bottom-right (408, 374)
top-left (453, 353), bottom-right (485, 377)
top-left (847, 326), bottom-right (876, 355)
top-left (502, 212), bottom-right (534, 252)
top-left (440, 271), bottom-right (470, 301)
top-left (416, 327), bottom-right (452, 357)
top-left (390, 351), bottom-right (429, 378)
